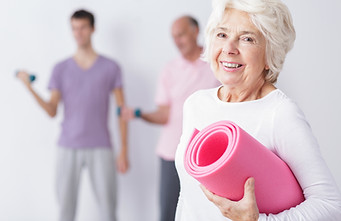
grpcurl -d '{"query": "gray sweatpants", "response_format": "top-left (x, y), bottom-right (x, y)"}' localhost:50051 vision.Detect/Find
top-left (56, 147), bottom-right (117, 221)
top-left (160, 158), bottom-right (180, 221)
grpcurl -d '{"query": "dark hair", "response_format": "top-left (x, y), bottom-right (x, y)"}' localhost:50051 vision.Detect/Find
top-left (71, 9), bottom-right (95, 27)
top-left (187, 16), bottom-right (199, 29)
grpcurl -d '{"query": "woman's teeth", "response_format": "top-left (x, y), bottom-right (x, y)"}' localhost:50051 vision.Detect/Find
top-left (222, 62), bottom-right (242, 68)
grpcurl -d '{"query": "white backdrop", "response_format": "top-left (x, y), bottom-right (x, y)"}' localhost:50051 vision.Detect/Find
top-left (0, 0), bottom-right (340, 220)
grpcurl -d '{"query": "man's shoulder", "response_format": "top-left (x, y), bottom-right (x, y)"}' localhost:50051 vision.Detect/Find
top-left (164, 56), bottom-right (183, 67)
top-left (54, 57), bottom-right (72, 68)
top-left (52, 57), bottom-right (73, 73)
top-left (98, 55), bottom-right (120, 68)
top-left (160, 57), bottom-right (187, 76)
top-left (165, 56), bottom-right (210, 68)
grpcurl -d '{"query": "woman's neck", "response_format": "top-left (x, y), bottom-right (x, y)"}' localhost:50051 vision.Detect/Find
top-left (219, 80), bottom-right (276, 103)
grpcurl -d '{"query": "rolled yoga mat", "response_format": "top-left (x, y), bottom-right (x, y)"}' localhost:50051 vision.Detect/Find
top-left (184, 120), bottom-right (304, 214)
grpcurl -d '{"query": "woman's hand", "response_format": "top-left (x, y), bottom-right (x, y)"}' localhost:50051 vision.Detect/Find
top-left (201, 177), bottom-right (259, 221)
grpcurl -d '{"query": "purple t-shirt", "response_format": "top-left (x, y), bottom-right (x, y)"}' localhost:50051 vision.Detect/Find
top-left (48, 55), bottom-right (122, 148)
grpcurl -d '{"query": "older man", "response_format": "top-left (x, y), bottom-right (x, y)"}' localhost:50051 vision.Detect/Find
top-left (123, 16), bottom-right (219, 221)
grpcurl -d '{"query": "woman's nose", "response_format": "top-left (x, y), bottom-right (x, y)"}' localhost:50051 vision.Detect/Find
top-left (222, 40), bottom-right (239, 55)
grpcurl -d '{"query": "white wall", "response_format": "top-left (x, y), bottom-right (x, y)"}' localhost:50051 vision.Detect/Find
top-left (0, 0), bottom-right (340, 220)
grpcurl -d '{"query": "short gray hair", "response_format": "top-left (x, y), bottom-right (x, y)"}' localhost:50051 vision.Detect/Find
top-left (203, 0), bottom-right (296, 83)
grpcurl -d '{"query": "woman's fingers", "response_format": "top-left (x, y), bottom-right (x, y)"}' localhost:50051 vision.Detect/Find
top-left (200, 185), bottom-right (233, 207)
top-left (200, 184), bottom-right (213, 200)
top-left (244, 177), bottom-right (256, 201)
top-left (200, 178), bottom-right (259, 221)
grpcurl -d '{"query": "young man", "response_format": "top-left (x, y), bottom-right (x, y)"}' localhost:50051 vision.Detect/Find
top-left (122, 16), bottom-right (220, 221)
top-left (17, 10), bottom-right (129, 221)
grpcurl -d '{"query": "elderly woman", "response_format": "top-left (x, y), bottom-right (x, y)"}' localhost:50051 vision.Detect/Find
top-left (174, 0), bottom-right (341, 220)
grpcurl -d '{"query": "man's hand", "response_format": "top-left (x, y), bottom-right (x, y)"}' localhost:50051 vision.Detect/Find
top-left (116, 149), bottom-right (129, 174)
top-left (16, 70), bottom-right (32, 88)
top-left (120, 106), bottom-right (135, 121)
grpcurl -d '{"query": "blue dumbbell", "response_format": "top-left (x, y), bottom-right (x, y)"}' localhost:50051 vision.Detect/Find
top-left (16, 71), bottom-right (36, 82)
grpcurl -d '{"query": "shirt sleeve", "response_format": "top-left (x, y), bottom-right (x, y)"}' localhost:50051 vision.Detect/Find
top-left (155, 67), bottom-right (171, 106)
top-left (109, 63), bottom-right (123, 90)
top-left (48, 64), bottom-right (61, 91)
top-left (259, 100), bottom-right (341, 220)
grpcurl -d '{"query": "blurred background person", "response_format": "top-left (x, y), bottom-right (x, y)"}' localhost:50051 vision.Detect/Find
top-left (122, 15), bottom-right (220, 221)
top-left (16, 9), bottom-right (129, 221)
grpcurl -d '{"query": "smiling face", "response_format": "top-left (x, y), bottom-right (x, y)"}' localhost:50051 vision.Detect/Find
top-left (210, 8), bottom-right (268, 89)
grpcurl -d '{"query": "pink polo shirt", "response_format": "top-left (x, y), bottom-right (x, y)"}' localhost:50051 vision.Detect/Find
top-left (155, 56), bottom-right (220, 161)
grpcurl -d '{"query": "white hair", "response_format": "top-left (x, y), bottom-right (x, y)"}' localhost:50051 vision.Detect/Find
top-left (203, 0), bottom-right (296, 83)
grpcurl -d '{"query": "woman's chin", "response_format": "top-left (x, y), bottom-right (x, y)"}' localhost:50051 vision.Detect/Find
top-left (217, 77), bottom-right (241, 87)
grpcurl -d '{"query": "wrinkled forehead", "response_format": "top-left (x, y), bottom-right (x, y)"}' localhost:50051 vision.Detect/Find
top-left (215, 8), bottom-right (260, 35)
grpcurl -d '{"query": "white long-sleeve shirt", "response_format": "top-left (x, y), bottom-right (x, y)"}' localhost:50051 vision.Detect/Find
top-left (175, 87), bottom-right (341, 221)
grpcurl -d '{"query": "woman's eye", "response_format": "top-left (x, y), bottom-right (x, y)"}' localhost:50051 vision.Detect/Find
top-left (243, 37), bottom-right (254, 42)
top-left (217, 33), bottom-right (227, 38)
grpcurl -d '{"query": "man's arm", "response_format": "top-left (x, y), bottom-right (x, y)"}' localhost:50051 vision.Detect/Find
top-left (140, 105), bottom-right (170, 125)
top-left (113, 88), bottom-right (129, 173)
top-left (17, 71), bottom-right (60, 117)
top-left (121, 105), bottom-right (170, 125)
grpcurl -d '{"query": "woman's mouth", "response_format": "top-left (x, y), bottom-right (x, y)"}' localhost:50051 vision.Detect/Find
top-left (221, 61), bottom-right (243, 72)
top-left (221, 62), bottom-right (242, 68)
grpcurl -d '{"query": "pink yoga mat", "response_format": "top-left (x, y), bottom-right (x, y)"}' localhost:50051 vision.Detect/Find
top-left (184, 120), bottom-right (304, 214)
